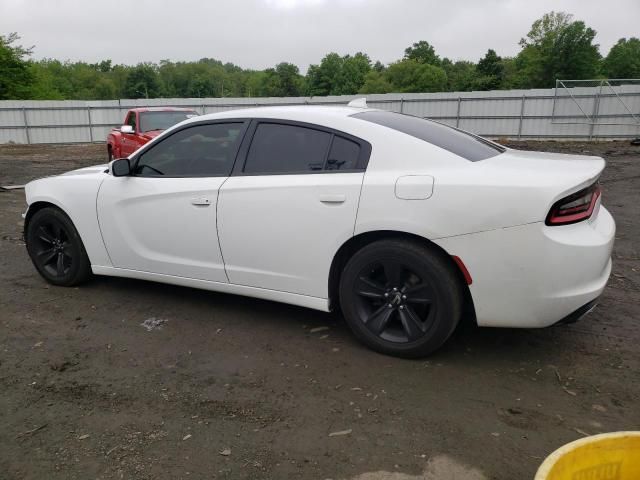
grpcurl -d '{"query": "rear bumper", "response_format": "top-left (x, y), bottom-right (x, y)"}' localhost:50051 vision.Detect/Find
top-left (554, 298), bottom-right (599, 326)
top-left (434, 206), bottom-right (615, 328)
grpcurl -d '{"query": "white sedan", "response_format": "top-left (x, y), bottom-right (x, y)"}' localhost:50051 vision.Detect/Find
top-left (23, 102), bottom-right (615, 357)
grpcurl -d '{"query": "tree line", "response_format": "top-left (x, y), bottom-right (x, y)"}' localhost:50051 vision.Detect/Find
top-left (1, 11), bottom-right (639, 101)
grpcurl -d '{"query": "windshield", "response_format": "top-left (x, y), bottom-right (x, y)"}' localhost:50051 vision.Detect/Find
top-left (351, 110), bottom-right (505, 161)
top-left (139, 111), bottom-right (198, 133)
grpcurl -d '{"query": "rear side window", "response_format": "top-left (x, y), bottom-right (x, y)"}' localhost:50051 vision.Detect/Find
top-left (352, 111), bottom-right (504, 161)
top-left (327, 136), bottom-right (360, 170)
top-left (244, 123), bottom-right (331, 174)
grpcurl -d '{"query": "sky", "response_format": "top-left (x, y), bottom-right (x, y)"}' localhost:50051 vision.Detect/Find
top-left (2, 0), bottom-right (638, 72)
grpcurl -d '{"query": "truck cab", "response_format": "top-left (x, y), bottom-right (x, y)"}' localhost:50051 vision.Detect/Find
top-left (107, 107), bottom-right (198, 160)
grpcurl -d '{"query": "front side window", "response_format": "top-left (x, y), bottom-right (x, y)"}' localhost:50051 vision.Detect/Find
top-left (139, 111), bottom-right (198, 133)
top-left (244, 123), bottom-right (332, 174)
top-left (134, 123), bottom-right (244, 177)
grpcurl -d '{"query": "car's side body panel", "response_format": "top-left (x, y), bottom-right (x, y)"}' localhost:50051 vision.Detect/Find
top-left (218, 172), bottom-right (364, 298)
top-left (96, 175), bottom-right (228, 282)
top-left (25, 166), bottom-right (112, 267)
top-left (91, 265), bottom-right (329, 311)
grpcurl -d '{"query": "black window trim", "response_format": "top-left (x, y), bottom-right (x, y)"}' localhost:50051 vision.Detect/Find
top-left (129, 119), bottom-right (251, 178)
top-left (231, 118), bottom-right (372, 177)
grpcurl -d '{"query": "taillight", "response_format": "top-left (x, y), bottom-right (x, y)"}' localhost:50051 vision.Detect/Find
top-left (546, 182), bottom-right (601, 226)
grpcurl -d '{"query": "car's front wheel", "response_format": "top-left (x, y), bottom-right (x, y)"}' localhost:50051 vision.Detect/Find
top-left (339, 239), bottom-right (463, 358)
top-left (25, 207), bottom-right (92, 286)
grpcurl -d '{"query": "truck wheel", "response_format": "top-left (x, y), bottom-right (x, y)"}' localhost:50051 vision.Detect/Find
top-left (107, 146), bottom-right (114, 162)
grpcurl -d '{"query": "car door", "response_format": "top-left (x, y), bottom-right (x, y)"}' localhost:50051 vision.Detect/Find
top-left (120, 111), bottom-right (139, 157)
top-left (218, 120), bottom-right (371, 298)
top-left (97, 121), bottom-right (248, 282)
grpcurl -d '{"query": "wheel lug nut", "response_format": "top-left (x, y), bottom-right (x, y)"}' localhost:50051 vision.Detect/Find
top-left (399, 306), bottom-right (404, 310)
top-left (402, 295), bottom-right (406, 300)
top-left (388, 304), bottom-right (393, 308)
top-left (393, 287), bottom-right (398, 292)
top-left (384, 293), bottom-right (389, 297)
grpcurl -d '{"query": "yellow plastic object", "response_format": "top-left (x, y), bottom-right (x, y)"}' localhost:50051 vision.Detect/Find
top-left (535, 432), bottom-right (640, 480)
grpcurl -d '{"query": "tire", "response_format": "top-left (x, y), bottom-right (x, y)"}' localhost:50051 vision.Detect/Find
top-left (107, 146), bottom-right (114, 162)
top-left (339, 239), bottom-right (463, 358)
top-left (25, 207), bottom-right (92, 287)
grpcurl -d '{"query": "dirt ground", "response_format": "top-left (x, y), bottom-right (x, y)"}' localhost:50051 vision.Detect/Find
top-left (0, 141), bottom-right (639, 480)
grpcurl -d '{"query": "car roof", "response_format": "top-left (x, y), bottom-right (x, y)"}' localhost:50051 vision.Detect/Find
top-left (130, 107), bottom-right (198, 113)
top-left (188, 105), bottom-right (379, 124)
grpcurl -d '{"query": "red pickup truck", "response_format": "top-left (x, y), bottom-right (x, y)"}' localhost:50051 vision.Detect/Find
top-left (107, 107), bottom-right (199, 160)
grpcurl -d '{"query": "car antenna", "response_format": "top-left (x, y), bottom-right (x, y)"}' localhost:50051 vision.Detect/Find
top-left (347, 98), bottom-right (368, 108)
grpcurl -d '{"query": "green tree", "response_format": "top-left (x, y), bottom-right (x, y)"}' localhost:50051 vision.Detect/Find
top-left (385, 59), bottom-right (447, 93)
top-left (0, 32), bottom-right (34, 99)
top-left (603, 37), bottom-right (640, 78)
top-left (306, 52), bottom-right (371, 95)
top-left (258, 63), bottom-right (304, 97)
top-left (475, 49), bottom-right (504, 89)
top-left (336, 52), bottom-right (371, 94)
top-left (516, 11), bottom-right (601, 87)
top-left (306, 53), bottom-right (344, 96)
top-left (359, 71), bottom-right (393, 94)
top-left (442, 59), bottom-right (478, 91)
top-left (403, 40), bottom-right (440, 66)
top-left (123, 63), bottom-right (161, 98)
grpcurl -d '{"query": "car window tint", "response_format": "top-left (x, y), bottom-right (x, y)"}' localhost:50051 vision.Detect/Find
top-left (327, 136), bottom-right (360, 170)
top-left (244, 123), bottom-right (331, 174)
top-left (351, 110), bottom-right (504, 161)
top-left (134, 123), bottom-right (243, 177)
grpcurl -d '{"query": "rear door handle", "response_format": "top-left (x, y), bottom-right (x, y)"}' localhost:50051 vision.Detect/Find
top-left (190, 197), bottom-right (211, 206)
top-left (319, 194), bottom-right (346, 204)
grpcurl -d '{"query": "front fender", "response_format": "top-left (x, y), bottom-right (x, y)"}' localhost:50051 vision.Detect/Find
top-left (25, 175), bottom-right (112, 268)
top-left (107, 132), bottom-right (121, 157)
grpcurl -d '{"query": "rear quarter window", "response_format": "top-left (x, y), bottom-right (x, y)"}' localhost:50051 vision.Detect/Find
top-left (352, 110), bottom-right (504, 161)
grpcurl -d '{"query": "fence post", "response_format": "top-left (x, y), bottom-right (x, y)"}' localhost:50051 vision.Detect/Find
top-left (588, 82), bottom-right (603, 142)
top-left (87, 106), bottom-right (94, 142)
top-left (400, 97), bottom-right (404, 113)
top-left (455, 97), bottom-right (462, 128)
top-left (22, 107), bottom-right (31, 145)
top-left (518, 95), bottom-right (526, 139)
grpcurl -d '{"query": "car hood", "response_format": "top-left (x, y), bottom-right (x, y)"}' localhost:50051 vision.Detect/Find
top-left (59, 164), bottom-right (109, 176)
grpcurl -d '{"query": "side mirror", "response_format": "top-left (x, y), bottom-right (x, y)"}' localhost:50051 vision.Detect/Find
top-left (110, 158), bottom-right (131, 177)
top-left (120, 125), bottom-right (134, 134)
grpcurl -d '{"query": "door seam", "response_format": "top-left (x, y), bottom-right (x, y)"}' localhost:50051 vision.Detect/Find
top-left (216, 176), bottom-right (232, 283)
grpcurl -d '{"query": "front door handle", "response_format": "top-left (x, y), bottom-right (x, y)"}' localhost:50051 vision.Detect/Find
top-left (190, 197), bottom-right (211, 206)
top-left (319, 194), bottom-right (346, 204)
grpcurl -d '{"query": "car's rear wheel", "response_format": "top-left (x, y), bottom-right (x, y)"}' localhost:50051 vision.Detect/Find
top-left (339, 239), bottom-right (463, 358)
top-left (25, 207), bottom-right (92, 286)
top-left (107, 146), bottom-right (114, 162)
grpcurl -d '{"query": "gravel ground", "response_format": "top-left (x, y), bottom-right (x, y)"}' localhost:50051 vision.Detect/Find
top-left (0, 141), bottom-right (639, 480)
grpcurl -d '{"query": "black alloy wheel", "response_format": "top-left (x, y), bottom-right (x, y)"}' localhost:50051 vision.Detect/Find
top-left (353, 259), bottom-right (436, 343)
top-left (339, 239), bottom-right (463, 357)
top-left (26, 207), bottom-right (92, 286)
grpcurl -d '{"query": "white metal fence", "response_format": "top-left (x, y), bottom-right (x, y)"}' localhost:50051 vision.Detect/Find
top-left (1, 85), bottom-right (639, 144)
